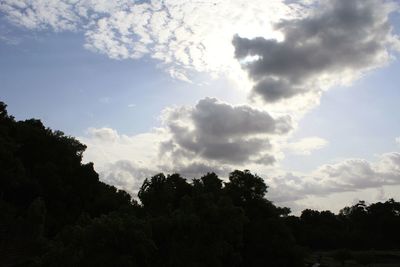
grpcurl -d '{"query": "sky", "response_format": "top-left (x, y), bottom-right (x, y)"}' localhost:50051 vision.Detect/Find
top-left (1, 0), bottom-right (400, 214)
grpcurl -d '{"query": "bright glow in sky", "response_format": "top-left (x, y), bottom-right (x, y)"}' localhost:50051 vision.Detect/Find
top-left (1, 0), bottom-right (400, 213)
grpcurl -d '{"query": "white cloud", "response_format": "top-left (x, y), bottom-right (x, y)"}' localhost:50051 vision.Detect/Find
top-left (285, 137), bottom-right (328, 155)
top-left (267, 152), bottom-right (400, 204)
top-left (86, 127), bottom-right (119, 142)
top-left (79, 127), bottom-right (164, 169)
top-left (0, 0), bottom-right (80, 31)
top-left (99, 160), bottom-right (156, 196)
top-left (396, 137), bottom-right (400, 145)
top-left (0, 0), bottom-right (298, 83)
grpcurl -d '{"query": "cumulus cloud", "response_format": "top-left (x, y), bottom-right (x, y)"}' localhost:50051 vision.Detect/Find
top-left (268, 152), bottom-right (400, 203)
top-left (81, 126), bottom-right (234, 195)
top-left (79, 106), bottom-right (290, 197)
top-left (233, 0), bottom-right (400, 102)
top-left (160, 97), bottom-right (292, 164)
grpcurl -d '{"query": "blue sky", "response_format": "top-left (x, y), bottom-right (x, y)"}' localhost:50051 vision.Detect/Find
top-left (1, 29), bottom-right (245, 136)
top-left (1, 0), bottom-right (400, 213)
top-left (283, 59), bottom-right (400, 171)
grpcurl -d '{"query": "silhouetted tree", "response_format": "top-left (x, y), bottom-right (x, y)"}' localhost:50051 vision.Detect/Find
top-left (2, 100), bottom-right (400, 267)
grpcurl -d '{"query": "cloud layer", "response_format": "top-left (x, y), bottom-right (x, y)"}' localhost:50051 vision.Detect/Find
top-left (233, 0), bottom-right (399, 102)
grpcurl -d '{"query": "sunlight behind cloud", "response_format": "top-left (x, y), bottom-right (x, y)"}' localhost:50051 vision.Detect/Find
top-left (0, 0), bottom-right (297, 90)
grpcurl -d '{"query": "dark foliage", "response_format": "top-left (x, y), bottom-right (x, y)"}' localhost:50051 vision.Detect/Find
top-left (1, 101), bottom-right (399, 266)
top-left (285, 199), bottom-right (400, 251)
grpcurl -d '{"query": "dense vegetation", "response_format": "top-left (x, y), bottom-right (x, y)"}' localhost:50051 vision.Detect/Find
top-left (1, 101), bottom-right (399, 267)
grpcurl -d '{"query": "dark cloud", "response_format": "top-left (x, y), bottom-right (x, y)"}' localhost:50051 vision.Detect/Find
top-left (233, 0), bottom-right (398, 102)
top-left (252, 77), bottom-right (303, 102)
top-left (191, 97), bottom-right (291, 136)
top-left (161, 97), bottom-right (291, 164)
top-left (254, 154), bottom-right (276, 165)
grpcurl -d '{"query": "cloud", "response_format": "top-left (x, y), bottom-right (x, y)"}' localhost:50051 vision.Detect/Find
top-left (83, 0), bottom-right (297, 81)
top-left (81, 127), bottom-right (234, 195)
top-left (0, 0), bottom-right (81, 31)
top-left (99, 160), bottom-right (156, 196)
top-left (80, 126), bottom-right (400, 206)
top-left (267, 152), bottom-right (400, 203)
top-left (233, 0), bottom-right (400, 102)
top-left (0, 0), bottom-right (298, 82)
top-left (375, 187), bottom-right (386, 201)
top-left (99, 160), bottom-right (232, 196)
top-left (396, 137), bottom-right (400, 145)
top-left (0, 0), bottom-right (131, 31)
top-left (4, 0), bottom-right (397, 88)
top-left (79, 127), bottom-right (163, 169)
top-left (160, 97), bottom-right (292, 164)
top-left (79, 97), bottom-right (291, 191)
top-left (86, 127), bottom-right (119, 142)
top-left (5, 0), bottom-right (399, 209)
top-left (285, 137), bottom-right (328, 155)
top-left (162, 161), bottom-right (231, 180)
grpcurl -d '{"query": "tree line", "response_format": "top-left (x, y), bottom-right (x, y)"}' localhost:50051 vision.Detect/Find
top-left (0, 101), bottom-right (399, 267)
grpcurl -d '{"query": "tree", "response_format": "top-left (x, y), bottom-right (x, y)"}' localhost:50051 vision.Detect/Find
top-left (224, 170), bottom-right (267, 204)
